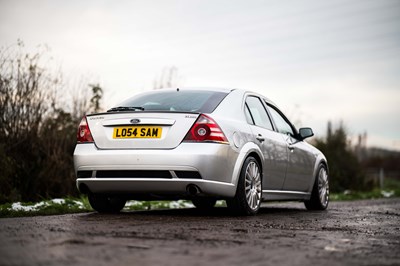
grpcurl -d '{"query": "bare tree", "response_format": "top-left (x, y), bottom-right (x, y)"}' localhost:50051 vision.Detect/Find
top-left (89, 83), bottom-right (103, 113)
top-left (153, 66), bottom-right (181, 89)
top-left (0, 41), bottom-right (104, 202)
top-left (0, 40), bottom-right (57, 148)
top-left (69, 76), bottom-right (91, 122)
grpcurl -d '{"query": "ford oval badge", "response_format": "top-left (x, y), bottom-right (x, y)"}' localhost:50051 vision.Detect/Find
top-left (130, 118), bottom-right (141, 124)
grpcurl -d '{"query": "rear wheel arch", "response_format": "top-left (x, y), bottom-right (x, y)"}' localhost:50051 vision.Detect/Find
top-left (248, 152), bottom-right (263, 174)
top-left (231, 143), bottom-right (264, 188)
top-left (247, 152), bottom-right (263, 188)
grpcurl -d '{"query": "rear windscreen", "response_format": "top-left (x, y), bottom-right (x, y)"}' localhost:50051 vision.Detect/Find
top-left (118, 90), bottom-right (228, 113)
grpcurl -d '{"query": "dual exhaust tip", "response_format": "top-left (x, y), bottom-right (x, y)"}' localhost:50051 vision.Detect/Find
top-left (186, 184), bottom-right (201, 196)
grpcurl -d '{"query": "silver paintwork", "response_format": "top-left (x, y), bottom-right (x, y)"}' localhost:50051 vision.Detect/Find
top-left (74, 142), bottom-right (237, 197)
top-left (74, 88), bottom-right (328, 203)
top-left (87, 113), bottom-right (196, 150)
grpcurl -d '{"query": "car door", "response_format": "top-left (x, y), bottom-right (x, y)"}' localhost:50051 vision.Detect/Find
top-left (265, 104), bottom-right (315, 192)
top-left (245, 96), bottom-right (288, 190)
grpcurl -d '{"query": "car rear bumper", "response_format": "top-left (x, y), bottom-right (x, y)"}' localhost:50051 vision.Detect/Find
top-left (74, 143), bottom-right (238, 198)
top-left (76, 178), bottom-right (235, 198)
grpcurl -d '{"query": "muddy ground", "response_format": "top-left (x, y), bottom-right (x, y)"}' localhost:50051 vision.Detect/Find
top-left (1, 198), bottom-right (399, 266)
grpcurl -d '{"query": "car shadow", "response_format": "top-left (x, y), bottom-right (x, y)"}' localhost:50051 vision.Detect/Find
top-left (80, 203), bottom-right (308, 219)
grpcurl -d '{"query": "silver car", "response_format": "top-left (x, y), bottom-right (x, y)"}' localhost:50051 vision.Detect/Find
top-left (74, 88), bottom-right (329, 215)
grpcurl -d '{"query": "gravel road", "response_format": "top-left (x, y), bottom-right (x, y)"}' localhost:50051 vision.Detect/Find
top-left (1, 198), bottom-right (399, 266)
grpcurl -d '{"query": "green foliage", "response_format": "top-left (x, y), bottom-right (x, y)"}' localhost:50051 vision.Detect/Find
top-left (313, 122), bottom-right (369, 192)
top-left (36, 109), bottom-right (78, 199)
top-left (330, 189), bottom-right (399, 201)
top-left (362, 149), bottom-right (400, 178)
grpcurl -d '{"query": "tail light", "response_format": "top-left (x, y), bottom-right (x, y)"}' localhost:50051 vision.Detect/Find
top-left (77, 116), bottom-right (94, 143)
top-left (183, 114), bottom-right (228, 144)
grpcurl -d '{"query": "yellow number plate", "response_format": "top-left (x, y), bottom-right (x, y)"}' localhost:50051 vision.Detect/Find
top-left (113, 126), bottom-right (162, 139)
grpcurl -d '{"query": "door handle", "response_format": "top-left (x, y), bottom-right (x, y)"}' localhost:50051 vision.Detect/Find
top-left (288, 145), bottom-right (295, 152)
top-left (256, 134), bottom-right (265, 142)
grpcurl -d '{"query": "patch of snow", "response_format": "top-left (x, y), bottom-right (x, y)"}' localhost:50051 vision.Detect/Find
top-left (169, 200), bottom-right (194, 209)
top-left (381, 190), bottom-right (394, 198)
top-left (73, 200), bottom-right (84, 209)
top-left (8, 199), bottom-right (87, 212)
top-left (51, 199), bottom-right (65, 204)
top-left (9, 201), bottom-right (48, 212)
top-left (343, 190), bottom-right (352, 195)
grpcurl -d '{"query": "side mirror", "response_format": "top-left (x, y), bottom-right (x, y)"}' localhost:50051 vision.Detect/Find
top-left (299, 127), bottom-right (314, 140)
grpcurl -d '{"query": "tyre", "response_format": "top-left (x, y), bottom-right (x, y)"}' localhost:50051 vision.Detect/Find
top-left (304, 164), bottom-right (329, 210)
top-left (227, 156), bottom-right (262, 215)
top-left (192, 198), bottom-right (217, 210)
top-left (88, 194), bottom-right (126, 213)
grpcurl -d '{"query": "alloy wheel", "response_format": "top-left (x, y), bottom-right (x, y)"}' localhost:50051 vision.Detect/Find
top-left (244, 161), bottom-right (262, 210)
top-left (318, 167), bottom-right (329, 208)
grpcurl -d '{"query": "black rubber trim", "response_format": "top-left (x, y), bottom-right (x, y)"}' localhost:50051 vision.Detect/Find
top-left (96, 170), bottom-right (172, 179)
top-left (175, 171), bottom-right (202, 179)
top-left (77, 171), bottom-right (93, 178)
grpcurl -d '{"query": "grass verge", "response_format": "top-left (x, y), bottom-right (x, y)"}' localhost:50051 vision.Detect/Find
top-left (0, 197), bottom-right (92, 218)
top-left (331, 178), bottom-right (400, 201)
top-left (0, 198), bottom-right (201, 218)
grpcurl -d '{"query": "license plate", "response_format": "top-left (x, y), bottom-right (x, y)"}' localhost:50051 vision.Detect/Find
top-left (113, 126), bottom-right (162, 139)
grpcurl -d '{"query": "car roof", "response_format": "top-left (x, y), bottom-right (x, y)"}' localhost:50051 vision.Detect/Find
top-left (154, 87), bottom-right (234, 93)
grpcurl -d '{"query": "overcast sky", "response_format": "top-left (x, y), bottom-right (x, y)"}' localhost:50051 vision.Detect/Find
top-left (1, 0), bottom-right (399, 150)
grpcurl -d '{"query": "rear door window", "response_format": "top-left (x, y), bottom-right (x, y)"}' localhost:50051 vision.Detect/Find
top-left (245, 96), bottom-right (273, 130)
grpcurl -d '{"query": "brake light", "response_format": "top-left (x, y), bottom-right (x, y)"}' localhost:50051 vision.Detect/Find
top-left (183, 114), bottom-right (228, 143)
top-left (77, 116), bottom-right (94, 143)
